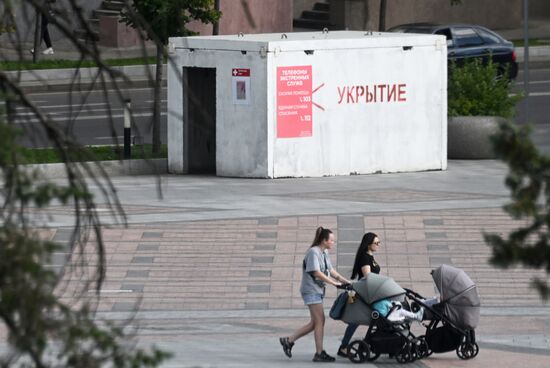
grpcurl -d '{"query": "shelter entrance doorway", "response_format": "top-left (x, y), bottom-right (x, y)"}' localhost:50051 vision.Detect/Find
top-left (184, 67), bottom-right (216, 174)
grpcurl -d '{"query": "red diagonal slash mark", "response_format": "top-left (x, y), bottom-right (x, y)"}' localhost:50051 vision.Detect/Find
top-left (312, 83), bottom-right (325, 94)
top-left (312, 102), bottom-right (325, 111)
top-left (312, 83), bottom-right (325, 111)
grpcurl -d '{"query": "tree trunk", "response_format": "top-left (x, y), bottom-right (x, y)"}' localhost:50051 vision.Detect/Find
top-left (363, 0), bottom-right (370, 30)
top-left (152, 43), bottom-right (163, 155)
top-left (213, 0), bottom-right (221, 35)
top-left (378, 0), bottom-right (387, 31)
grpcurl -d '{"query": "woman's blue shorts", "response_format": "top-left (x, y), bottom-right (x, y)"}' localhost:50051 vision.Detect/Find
top-left (302, 293), bottom-right (324, 305)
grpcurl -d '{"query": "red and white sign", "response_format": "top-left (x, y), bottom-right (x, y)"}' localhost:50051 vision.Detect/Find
top-left (277, 66), bottom-right (312, 138)
top-left (232, 68), bottom-right (250, 77)
top-left (232, 68), bottom-right (251, 105)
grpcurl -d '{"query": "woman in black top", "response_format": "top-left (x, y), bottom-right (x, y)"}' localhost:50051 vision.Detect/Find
top-left (351, 233), bottom-right (381, 278)
top-left (337, 232), bottom-right (381, 357)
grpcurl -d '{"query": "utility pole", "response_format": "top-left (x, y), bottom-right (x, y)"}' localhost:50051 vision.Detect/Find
top-left (523, 0), bottom-right (530, 124)
top-left (32, 5), bottom-right (41, 63)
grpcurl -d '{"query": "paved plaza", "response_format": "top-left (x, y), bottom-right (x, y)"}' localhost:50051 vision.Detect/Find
top-left (4, 158), bottom-right (547, 367)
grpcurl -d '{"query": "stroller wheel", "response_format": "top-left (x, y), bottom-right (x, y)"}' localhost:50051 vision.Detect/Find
top-left (367, 351), bottom-right (380, 362)
top-left (396, 342), bottom-right (412, 364)
top-left (415, 336), bottom-right (430, 359)
top-left (456, 341), bottom-right (479, 360)
top-left (347, 340), bottom-right (370, 363)
top-left (471, 342), bottom-right (479, 358)
top-left (418, 335), bottom-right (433, 357)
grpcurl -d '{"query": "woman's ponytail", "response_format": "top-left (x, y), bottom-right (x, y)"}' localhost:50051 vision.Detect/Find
top-left (311, 226), bottom-right (332, 247)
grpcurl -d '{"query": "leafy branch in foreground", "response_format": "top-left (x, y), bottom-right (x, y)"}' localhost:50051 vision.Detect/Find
top-left (485, 122), bottom-right (550, 300)
top-left (1, 0), bottom-right (170, 366)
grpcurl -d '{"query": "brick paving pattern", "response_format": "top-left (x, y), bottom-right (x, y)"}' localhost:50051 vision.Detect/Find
top-left (3, 170), bottom-right (550, 367)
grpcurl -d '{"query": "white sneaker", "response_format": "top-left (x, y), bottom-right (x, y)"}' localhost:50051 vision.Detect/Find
top-left (42, 47), bottom-right (54, 55)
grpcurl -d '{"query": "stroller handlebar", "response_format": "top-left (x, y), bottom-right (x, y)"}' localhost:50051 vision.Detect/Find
top-left (336, 282), bottom-right (353, 290)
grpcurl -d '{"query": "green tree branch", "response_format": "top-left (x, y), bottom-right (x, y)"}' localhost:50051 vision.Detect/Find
top-left (485, 122), bottom-right (550, 300)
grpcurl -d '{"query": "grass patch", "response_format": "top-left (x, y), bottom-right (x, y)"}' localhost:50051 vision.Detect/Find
top-left (512, 38), bottom-right (550, 47)
top-left (0, 56), bottom-right (159, 71)
top-left (20, 144), bottom-right (167, 164)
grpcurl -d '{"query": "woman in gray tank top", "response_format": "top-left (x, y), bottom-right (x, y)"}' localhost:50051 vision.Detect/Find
top-left (279, 227), bottom-right (350, 362)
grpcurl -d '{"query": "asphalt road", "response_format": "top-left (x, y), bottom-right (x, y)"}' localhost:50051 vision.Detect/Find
top-left (14, 64), bottom-right (550, 149)
top-left (514, 66), bottom-right (550, 126)
top-left (16, 86), bottom-right (168, 148)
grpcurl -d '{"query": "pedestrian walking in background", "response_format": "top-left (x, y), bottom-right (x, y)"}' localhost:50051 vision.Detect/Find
top-left (337, 232), bottom-right (381, 358)
top-left (280, 227), bottom-right (350, 362)
top-left (32, 0), bottom-right (56, 55)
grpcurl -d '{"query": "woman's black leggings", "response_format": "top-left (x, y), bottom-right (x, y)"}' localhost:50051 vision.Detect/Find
top-left (41, 14), bottom-right (52, 48)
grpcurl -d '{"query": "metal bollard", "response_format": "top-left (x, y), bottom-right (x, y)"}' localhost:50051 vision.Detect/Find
top-left (123, 99), bottom-right (131, 159)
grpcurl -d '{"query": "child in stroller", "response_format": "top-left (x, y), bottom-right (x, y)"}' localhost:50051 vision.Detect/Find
top-left (372, 298), bottom-right (424, 323)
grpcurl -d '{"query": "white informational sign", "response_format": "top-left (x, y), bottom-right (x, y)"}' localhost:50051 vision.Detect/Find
top-left (232, 68), bottom-right (251, 105)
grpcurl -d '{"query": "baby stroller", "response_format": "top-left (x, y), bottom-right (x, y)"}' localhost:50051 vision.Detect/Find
top-left (339, 273), bottom-right (424, 364)
top-left (405, 264), bottom-right (481, 360)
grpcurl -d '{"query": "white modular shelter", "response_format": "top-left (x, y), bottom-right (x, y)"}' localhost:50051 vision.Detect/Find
top-left (167, 31), bottom-right (447, 178)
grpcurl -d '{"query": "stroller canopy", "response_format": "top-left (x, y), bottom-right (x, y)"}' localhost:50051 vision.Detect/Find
top-left (432, 264), bottom-right (480, 330)
top-left (341, 273), bottom-right (405, 325)
top-left (353, 273), bottom-right (406, 304)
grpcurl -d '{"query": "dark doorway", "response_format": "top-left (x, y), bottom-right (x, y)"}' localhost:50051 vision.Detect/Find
top-left (185, 67), bottom-right (216, 174)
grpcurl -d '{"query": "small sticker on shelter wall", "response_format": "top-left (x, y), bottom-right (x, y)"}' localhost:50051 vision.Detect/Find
top-left (277, 66), bottom-right (312, 138)
top-left (232, 68), bottom-right (251, 105)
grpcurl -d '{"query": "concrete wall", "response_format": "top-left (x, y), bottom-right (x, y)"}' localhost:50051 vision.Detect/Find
top-left (267, 35), bottom-right (447, 177)
top-left (99, 16), bottom-right (139, 48)
top-left (167, 42), bottom-right (269, 177)
top-left (187, 0), bottom-right (293, 35)
top-left (530, 0), bottom-right (550, 19)
top-left (332, 0), bottom-right (523, 31)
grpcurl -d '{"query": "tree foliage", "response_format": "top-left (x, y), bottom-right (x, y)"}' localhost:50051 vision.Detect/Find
top-left (485, 122), bottom-right (550, 300)
top-left (0, 0), bottom-right (170, 366)
top-left (448, 59), bottom-right (522, 118)
top-left (121, 0), bottom-right (220, 155)
top-left (123, 0), bottom-right (221, 44)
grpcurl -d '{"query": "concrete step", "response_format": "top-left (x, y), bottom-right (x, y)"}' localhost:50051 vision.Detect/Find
top-left (313, 2), bottom-right (330, 12)
top-left (301, 10), bottom-right (330, 21)
top-left (102, 0), bottom-right (125, 11)
top-left (292, 18), bottom-right (334, 30)
top-left (93, 9), bottom-right (122, 18)
top-left (89, 18), bottom-right (99, 30)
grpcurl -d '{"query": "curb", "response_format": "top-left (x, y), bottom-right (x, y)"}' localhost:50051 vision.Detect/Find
top-left (7, 64), bottom-right (167, 92)
top-left (515, 45), bottom-right (550, 65)
top-left (26, 158), bottom-right (168, 180)
top-left (20, 79), bottom-right (159, 93)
